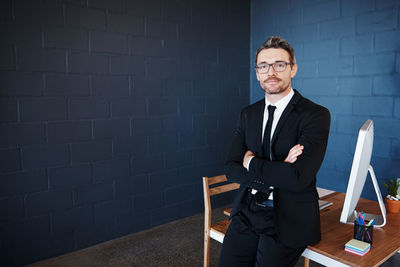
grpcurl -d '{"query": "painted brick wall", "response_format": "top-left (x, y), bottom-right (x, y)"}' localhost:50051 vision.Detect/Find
top-left (251, 0), bottom-right (400, 199)
top-left (0, 0), bottom-right (249, 265)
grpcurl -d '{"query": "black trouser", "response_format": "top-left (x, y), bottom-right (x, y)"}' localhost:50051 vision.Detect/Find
top-left (218, 192), bottom-right (305, 267)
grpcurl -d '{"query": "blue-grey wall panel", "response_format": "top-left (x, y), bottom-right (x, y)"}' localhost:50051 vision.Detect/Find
top-left (251, 0), bottom-right (400, 200)
top-left (0, 0), bottom-right (250, 265)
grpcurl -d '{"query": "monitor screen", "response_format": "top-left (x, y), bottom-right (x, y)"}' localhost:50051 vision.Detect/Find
top-left (339, 120), bottom-right (386, 227)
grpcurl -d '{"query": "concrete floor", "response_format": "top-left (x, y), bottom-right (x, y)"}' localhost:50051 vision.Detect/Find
top-left (27, 207), bottom-right (400, 267)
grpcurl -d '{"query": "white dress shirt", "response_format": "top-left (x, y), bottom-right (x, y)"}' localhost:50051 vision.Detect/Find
top-left (261, 88), bottom-right (294, 144)
top-left (247, 88), bottom-right (295, 196)
top-left (245, 88), bottom-right (294, 170)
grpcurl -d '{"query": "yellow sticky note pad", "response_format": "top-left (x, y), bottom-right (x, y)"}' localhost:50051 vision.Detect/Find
top-left (345, 239), bottom-right (371, 252)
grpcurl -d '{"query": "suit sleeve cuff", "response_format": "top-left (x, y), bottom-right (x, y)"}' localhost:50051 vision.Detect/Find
top-left (248, 156), bottom-right (263, 181)
top-left (245, 156), bottom-right (254, 171)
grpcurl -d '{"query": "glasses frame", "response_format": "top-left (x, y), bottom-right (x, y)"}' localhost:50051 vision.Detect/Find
top-left (255, 61), bottom-right (293, 74)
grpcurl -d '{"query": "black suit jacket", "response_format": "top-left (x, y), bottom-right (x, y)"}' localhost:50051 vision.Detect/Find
top-left (225, 89), bottom-right (330, 248)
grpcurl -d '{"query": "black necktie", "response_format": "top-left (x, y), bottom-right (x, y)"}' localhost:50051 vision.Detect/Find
top-left (263, 105), bottom-right (276, 160)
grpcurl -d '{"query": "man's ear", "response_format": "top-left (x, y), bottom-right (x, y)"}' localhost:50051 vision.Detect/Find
top-left (290, 63), bottom-right (298, 78)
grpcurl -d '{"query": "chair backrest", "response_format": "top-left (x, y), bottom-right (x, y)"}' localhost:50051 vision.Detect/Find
top-left (203, 175), bottom-right (239, 217)
top-left (202, 174), bottom-right (240, 267)
top-left (203, 174), bottom-right (240, 231)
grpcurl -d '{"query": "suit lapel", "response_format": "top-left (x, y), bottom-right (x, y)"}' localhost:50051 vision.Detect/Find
top-left (252, 100), bottom-right (265, 156)
top-left (271, 90), bottom-right (301, 144)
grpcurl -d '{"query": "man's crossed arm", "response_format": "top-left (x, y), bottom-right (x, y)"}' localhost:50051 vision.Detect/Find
top-left (242, 144), bottom-right (304, 170)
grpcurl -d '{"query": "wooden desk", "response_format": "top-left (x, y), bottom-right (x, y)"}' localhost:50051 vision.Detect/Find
top-left (302, 192), bottom-right (400, 267)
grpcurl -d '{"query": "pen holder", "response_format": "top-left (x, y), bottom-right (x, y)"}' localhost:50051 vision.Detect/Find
top-left (354, 221), bottom-right (374, 244)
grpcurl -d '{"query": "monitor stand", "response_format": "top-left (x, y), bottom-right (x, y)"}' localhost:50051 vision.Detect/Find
top-left (347, 165), bottom-right (387, 227)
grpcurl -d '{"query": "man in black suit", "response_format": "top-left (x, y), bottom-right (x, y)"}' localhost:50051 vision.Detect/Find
top-left (219, 37), bottom-right (331, 267)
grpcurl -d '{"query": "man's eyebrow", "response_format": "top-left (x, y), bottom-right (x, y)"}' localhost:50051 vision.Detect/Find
top-left (256, 60), bottom-right (284, 65)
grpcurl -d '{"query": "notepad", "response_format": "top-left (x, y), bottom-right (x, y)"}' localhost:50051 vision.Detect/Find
top-left (345, 247), bottom-right (370, 256)
top-left (345, 239), bottom-right (371, 256)
top-left (345, 239), bottom-right (371, 251)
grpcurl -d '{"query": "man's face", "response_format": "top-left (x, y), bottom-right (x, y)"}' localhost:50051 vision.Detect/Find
top-left (255, 48), bottom-right (297, 95)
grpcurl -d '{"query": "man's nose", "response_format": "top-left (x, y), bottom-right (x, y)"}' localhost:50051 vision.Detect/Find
top-left (267, 66), bottom-right (276, 75)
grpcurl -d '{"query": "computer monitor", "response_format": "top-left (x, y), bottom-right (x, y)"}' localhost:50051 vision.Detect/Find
top-left (339, 119), bottom-right (386, 227)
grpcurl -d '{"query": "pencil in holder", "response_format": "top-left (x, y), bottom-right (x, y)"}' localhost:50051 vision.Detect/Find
top-left (354, 220), bottom-right (373, 244)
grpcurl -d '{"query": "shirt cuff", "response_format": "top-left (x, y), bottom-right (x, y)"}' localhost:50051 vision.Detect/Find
top-left (245, 156), bottom-right (254, 171)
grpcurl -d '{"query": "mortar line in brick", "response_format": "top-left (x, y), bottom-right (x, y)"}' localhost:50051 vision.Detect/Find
top-left (111, 137), bottom-right (115, 156)
top-left (42, 72), bottom-right (46, 96)
top-left (68, 143), bottom-right (72, 165)
top-left (72, 185), bottom-right (76, 207)
top-left (23, 193), bottom-right (28, 218)
top-left (128, 75), bottom-right (132, 96)
top-left (44, 120), bottom-right (49, 144)
top-left (88, 75), bottom-right (92, 96)
top-left (190, 7), bottom-right (193, 24)
top-left (90, 119), bottom-right (94, 141)
top-left (14, 45), bottom-right (18, 71)
top-left (66, 98), bottom-right (70, 120)
top-left (144, 16), bottom-right (147, 37)
top-left (88, 31), bottom-right (92, 53)
top-left (18, 146), bottom-right (23, 172)
top-left (372, 34), bottom-right (376, 53)
top-left (105, 9), bottom-right (109, 31)
top-left (46, 168), bottom-right (50, 190)
top-left (10, 0), bottom-right (15, 21)
top-left (107, 55), bottom-right (111, 74)
top-left (129, 117), bottom-right (132, 136)
top-left (41, 24), bottom-right (45, 48)
top-left (112, 179), bottom-right (116, 201)
top-left (144, 59), bottom-right (148, 79)
top-left (49, 213), bottom-right (56, 238)
top-left (65, 50), bottom-right (69, 73)
top-left (11, 44), bottom-right (17, 71)
top-left (61, 3), bottom-right (66, 26)
top-left (90, 162), bottom-right (94, 184)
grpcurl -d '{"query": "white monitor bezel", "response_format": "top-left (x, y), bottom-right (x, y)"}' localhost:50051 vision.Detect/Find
top-left (339, 119), bottom-right (386, 227)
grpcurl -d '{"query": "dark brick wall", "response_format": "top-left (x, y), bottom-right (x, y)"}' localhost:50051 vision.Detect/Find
top-left (0, 0), bottom-right (250, 265)
top-left (251, 0), bottom-right (400, 199)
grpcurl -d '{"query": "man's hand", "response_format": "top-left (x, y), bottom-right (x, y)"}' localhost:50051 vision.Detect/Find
top-left (284, 144), bottom-right (304, 163)
top-left (243, 150), bottom-right (255, 169)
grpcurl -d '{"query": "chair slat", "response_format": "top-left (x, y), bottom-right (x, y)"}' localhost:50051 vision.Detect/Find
top-left (209, 183), bottom-right (240, 196)
top-left (210, 219), bottom-right (231, 236)
top-left (206, 175), bottom-right (227, 185)
top-left (223, 208), bottom-right (232, 216)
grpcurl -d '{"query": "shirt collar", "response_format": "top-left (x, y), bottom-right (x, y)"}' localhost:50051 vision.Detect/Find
top-left (265, 88), bottom-right (294, 112)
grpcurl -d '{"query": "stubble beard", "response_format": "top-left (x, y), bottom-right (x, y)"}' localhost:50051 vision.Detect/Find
top-left (264, 87), bottom-right (287, 95)
top-left (262, 79), bottom-right (291, 95)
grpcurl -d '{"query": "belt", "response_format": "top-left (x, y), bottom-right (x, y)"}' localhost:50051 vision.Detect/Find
top-left (249, 189), bottom-right (274, 208)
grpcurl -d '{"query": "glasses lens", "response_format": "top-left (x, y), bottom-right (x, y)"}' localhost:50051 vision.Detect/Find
top-left (273, 62), bottom-right (287, 72)
top-left (257, 64), bottom-right (269, 73)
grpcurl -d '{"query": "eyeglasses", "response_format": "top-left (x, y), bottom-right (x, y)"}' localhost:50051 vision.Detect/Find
top-left (255, 61), bottom-right (293, 74)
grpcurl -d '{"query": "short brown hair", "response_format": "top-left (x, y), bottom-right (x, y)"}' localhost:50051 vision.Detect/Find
top-left (255, 36), bottom-right (295, 65)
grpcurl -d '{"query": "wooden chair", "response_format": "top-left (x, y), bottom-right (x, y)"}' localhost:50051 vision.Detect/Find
top-left (202, 174), bottom-right (310, 267)
top-left (202, 174), bottom-right (240, 267)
